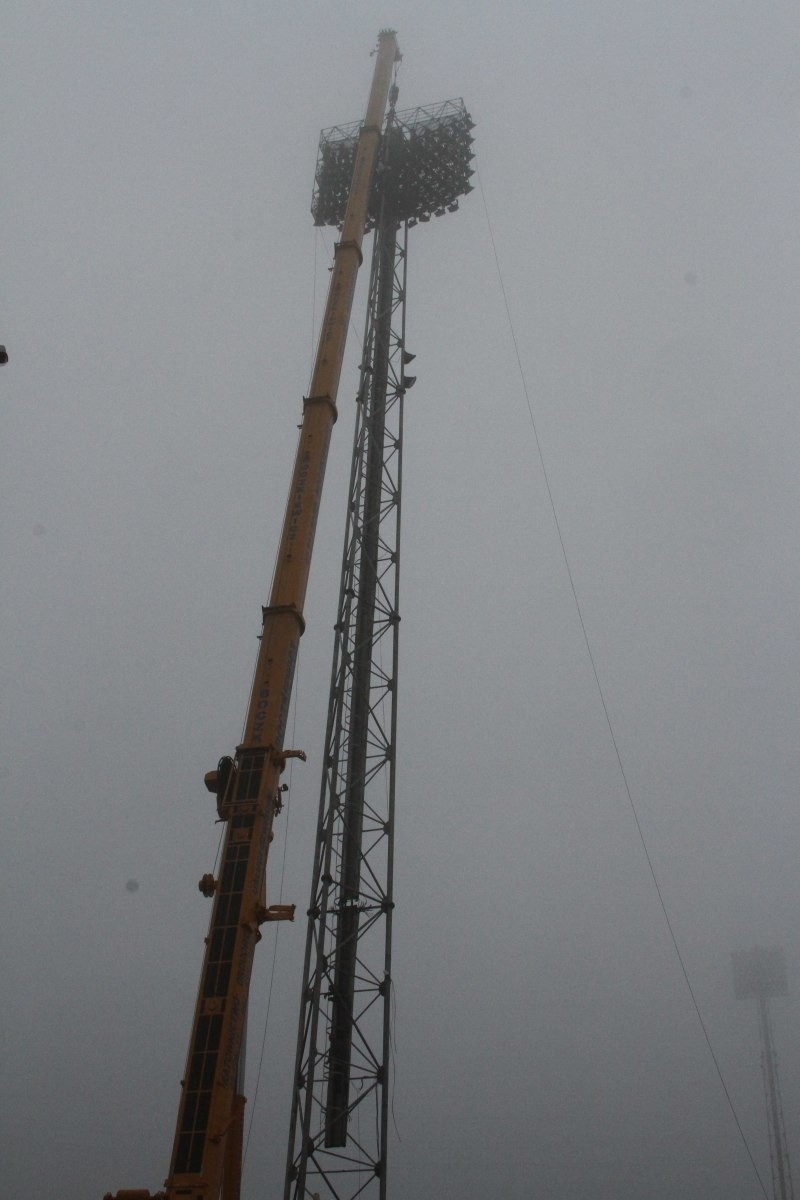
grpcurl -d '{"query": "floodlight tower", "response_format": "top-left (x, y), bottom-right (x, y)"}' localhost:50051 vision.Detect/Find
top-left (284, 89), bottom-right (475, 1200)
top-left (733, 947), bottom-right (795, 1200)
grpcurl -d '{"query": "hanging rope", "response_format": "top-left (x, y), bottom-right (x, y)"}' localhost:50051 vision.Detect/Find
top-left (477, 165), bottom-right (769, 1200)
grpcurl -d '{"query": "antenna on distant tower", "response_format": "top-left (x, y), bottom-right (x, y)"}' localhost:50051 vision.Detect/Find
top-left (733, 946), bottom-right (795, 1200)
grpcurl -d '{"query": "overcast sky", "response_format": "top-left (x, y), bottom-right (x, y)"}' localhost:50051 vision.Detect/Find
top-left (5, 4), bottom-right (800, 1199)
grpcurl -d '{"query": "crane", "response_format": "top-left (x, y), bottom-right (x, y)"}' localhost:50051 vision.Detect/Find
top-left (104, 31), bottom-right (474, 1200)
top-left (104, 30), bottom-right (401, 1200)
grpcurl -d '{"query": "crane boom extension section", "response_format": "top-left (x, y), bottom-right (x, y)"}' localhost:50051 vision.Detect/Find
top-left (105, 29), bottom-right (399, 1200)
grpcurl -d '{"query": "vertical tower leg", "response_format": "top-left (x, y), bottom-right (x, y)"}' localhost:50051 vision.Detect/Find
top-left (325, 180), bottom-right (398, 1150)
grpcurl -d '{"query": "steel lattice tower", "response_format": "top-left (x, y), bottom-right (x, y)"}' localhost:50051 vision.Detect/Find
top-left (733, 947), bottom-right (795, 1200)
top-left (284, 90), bottom-right (474, 1200)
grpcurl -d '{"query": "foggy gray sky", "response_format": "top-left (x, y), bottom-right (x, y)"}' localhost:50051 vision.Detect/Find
top-left (5, 4), bottom-right (800, 1199)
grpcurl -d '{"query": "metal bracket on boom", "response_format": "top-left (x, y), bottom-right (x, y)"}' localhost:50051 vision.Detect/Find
top-left (261, 602), bottom-right (306, 634)
top-left (261, 903), bottom-right (296, 922)
top-left (335, 237), bottom-right (364, 265)
top-left (303, 392), bottom-right (339, 422)
top-left (273, 748), bottom-right (307, 771)
top-left (246, 902), bottom-right (296, 940)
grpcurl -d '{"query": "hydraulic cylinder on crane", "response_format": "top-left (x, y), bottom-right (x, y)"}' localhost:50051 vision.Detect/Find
top-left (104, 29), bottom-right (400, 1200)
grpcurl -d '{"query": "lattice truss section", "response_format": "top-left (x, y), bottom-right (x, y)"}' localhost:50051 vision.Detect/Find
top-left (285, 211), bottom-right (410, 1200)
top-left (312, 97), bottom-right (475, 230)
top-left (759, 1003), bottom-right (795, 1200)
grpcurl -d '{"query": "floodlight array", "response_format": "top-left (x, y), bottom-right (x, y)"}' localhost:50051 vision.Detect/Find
top-left (311, 98), bottom-right (475, 229)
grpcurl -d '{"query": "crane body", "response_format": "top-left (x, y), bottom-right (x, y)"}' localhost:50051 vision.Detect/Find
top-left (105, 29), bottom-right (400, 1200)
top-left (104, 35), bottom-right (474, 1200)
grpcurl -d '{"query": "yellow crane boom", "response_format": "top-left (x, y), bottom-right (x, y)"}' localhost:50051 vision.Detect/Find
top-left (105, 29), bottom-right (400, 1200)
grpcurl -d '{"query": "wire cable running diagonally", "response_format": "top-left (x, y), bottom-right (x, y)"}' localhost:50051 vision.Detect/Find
top-left (476, 167), bottom-right (769, 1200)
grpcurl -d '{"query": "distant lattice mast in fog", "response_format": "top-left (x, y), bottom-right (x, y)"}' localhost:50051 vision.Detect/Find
top-left (733, 947), bottom-right (795, 1200)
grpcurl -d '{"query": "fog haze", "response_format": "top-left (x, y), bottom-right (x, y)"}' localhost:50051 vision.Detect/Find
top-left (4, 5), bottom-right (800, 1199)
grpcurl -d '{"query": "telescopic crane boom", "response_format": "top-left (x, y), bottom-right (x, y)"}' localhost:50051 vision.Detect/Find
top-left (105, 29), bottom-right (400, 1200)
